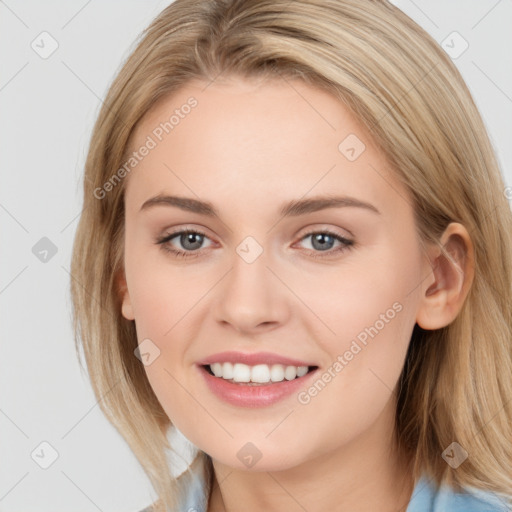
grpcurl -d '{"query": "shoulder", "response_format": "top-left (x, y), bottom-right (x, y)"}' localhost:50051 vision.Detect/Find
top-left (407, 475), bottom-right (511, 512)
top-left (441, 487), bottom-right (511, 512)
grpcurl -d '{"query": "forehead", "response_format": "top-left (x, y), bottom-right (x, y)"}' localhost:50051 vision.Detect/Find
top-left (132, 75), bottom-right (371, 156)
top-left (124, 76), bottom-right (409, 218)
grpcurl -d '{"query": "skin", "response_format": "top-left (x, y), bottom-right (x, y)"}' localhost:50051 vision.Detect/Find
top-left (118, 75), bottom-right (474, 512)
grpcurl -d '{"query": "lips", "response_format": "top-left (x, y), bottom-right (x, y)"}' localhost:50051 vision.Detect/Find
top-left (196, 351), bottom-right (319, 407)
top-left (198, 365), bottom-right (318, 407)
top-left (196, 350), bottom-right (316, 367)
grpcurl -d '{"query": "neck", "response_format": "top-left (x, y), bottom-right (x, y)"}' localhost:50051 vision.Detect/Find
top-left (207, 399), bottom-right (415, 512)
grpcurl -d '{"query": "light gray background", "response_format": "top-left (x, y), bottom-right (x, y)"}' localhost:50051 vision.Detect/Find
top-left (1, 1), bottom-right (511, 511)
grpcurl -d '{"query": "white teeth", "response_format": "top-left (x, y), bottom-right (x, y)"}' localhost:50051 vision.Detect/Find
top-left (222, 362), bottom-right (234, 380)
top-left (232, 363), bottom-right (251, 382)
top-left (208, 362), bottom-right (310, 383)
top-left (270, 364), bottom-right (285, 382)
top-left (297, 366), bottom-right (308, 377)
top-left (284, 366), bottom-right (297, 380)
top-left (251, 364), bottom-right (270, 383)
top-left (211, 362), bottom-right (223, 377)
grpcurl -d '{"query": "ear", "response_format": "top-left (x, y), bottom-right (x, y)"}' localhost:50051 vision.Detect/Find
top-left (416, 222), bottom-right (474, 330)
top-left (117, 269), bottom-right (135, 321)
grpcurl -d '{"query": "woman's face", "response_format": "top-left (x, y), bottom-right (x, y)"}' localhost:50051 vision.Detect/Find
top-left (119, 75), bottom-right (431, 471)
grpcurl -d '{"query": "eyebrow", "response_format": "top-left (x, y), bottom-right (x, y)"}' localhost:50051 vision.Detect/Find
top-left (139, 194), bottom-right (381, 217)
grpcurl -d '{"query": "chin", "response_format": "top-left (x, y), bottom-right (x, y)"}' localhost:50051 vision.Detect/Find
top-left (204, 440), bottom-right (311, 473)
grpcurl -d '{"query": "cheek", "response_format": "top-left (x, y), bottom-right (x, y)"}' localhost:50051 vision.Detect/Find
top-left (300, 250), bottom-right (419, 356)
top-left (125, 245), bottom-right (203, 338)
top-left (123, 251), bottom-right (212, 418)
top-left (286, 280), bottom-right (418, 464)
top-left (297, 247), bottom-right (421, 405)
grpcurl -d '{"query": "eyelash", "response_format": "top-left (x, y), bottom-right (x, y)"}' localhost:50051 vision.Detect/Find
top-left (155, 228), bottom-right (354, 260)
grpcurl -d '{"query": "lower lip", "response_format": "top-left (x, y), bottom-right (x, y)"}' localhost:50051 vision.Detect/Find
top-left (198, 365), bottom-right (318, 408)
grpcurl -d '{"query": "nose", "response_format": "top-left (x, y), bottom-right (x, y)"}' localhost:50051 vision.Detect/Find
top-left (214, 243), bottom-right (290, 334)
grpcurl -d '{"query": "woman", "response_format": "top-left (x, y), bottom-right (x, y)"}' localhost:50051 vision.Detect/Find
top-left (70, 1), bottom-right (512, 510)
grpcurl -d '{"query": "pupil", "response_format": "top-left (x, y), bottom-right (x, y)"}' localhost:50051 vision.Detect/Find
top-left (313, 233), bottom-right (333, 251)
top-left (182, 232), bottom-right (203, 250)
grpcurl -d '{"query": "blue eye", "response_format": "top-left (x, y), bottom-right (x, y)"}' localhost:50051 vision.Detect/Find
top-left (156, 229), bottom-right (211, 259)
top-left (297, 230), bottom-right (353, 257)
top-left (155, 229), bottom-right (354, 259)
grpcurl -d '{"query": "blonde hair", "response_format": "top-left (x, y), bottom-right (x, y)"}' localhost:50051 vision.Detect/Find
top-left (70, 0), bottom-right (512, 509)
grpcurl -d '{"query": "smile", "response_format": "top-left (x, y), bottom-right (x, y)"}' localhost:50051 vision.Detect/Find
top-left (197, 358), bottom-right (319, 407)
top-left (205, 362), bottom-right (312, 384)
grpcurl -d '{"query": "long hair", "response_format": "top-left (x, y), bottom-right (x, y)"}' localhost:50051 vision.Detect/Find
top-left (70, 1), bottom-right (512, 509)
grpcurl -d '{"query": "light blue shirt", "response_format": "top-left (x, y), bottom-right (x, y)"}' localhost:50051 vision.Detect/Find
top-left (406, 474), bottom-right (510, 511)
top-left (141, 455), bottom-right (511, 511)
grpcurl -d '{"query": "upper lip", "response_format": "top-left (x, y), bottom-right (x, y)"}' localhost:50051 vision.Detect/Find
top-left (197, 351), bottom-right (316, 367)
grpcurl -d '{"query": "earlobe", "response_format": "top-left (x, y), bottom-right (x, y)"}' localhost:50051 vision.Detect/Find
top-left (416, 223), bottom-right (474, 330)
top-left (117, 270), bottom-right (135, 321)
